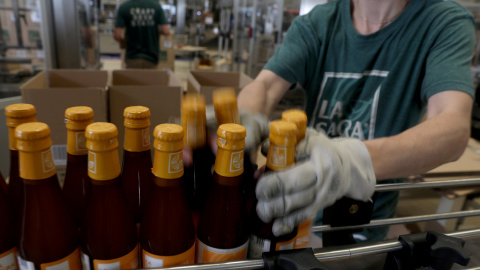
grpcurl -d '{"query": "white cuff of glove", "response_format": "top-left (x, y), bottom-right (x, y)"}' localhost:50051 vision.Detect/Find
top-left (255, 129), bottom-right (376, 236)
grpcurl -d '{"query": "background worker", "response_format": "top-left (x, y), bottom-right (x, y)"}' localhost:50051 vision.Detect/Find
top-left (114, 0), bottom-right (171, 69)
top-left (237, 0), bottom-right (475, 242)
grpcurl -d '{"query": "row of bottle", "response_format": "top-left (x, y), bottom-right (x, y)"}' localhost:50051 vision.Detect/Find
top-left (0, 88), bottom-right (312, 270)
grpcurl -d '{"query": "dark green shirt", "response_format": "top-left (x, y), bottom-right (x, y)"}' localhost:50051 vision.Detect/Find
top-left (265, 0), bottom-right (475, 140)
top-left (115, 0), bottom-right (168, 64)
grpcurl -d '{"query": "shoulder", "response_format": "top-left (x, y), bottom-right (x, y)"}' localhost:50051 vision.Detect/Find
top-left (422, 0), bottom-right (474, 23)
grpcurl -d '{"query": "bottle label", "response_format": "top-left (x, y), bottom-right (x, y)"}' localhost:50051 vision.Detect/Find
top-left (266, 145), bottom-right (295, 171)
top-left (294, 219), bottom-right (312, 249)
top-left (124, 128), bottom-right (151, 152)
top-left (142, 244), bottom-right (195, 268)
top-left (39, 247), bottom-right (82, 270)
top-left (92, 244), bottom-right (139, 270)
top-left (196, 240), bottom-right (248, 263)
top-left (67, 130), bottom-right (87, 155)
top-left (0, 246), bottom-right (18, 270)
top-left (214, 148), bottom-right (243, 177)
top-left (19, 149), bottom-right (57, 180)
top-left (16, 255), bottom-right (34, 270)
top-left (247, 235), bottom-right (294, 259)
top-left (87, 150), bottom-right (121, 181)
top-left (153, 150), bottom-right (184, 179)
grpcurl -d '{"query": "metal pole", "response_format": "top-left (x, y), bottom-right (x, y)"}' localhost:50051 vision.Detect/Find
top-left (146, 228), bottom-right (480, 270)
top-left (375, 178), bottom-right (480, 192)
top-left (312, 209), bottom-right (480, 233)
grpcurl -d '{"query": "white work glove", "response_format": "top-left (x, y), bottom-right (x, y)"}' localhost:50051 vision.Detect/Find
top-left (239, 112), bottom-right (270, 154)
top-left (255, 128), bottom-right (376, 236)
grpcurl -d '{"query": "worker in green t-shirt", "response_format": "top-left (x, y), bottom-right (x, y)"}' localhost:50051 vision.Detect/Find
top-left (114, 0), bottom-right (171, 68)
top-left (237, 0), bottom-right (475, 243)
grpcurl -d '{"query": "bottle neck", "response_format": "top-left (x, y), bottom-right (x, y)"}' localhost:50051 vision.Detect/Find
top-left (214, 148), bottom-right (244, 177)
top-left (67, 129), bottom-right (88, 155)
top-left (152, 148), bottom-right (184, 179)
top-left (88, 149), bottom-right (121, 180)
top-left (266, 143), bottom-right (295, 171)
top-left (124, 127), bottom-right (151, 152)
top-left (19, 148), bottom-right (57, 180)
top-left (8, 127), bottom-right (16, 150)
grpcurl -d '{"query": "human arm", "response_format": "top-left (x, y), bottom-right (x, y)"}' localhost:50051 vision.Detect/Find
top-left (158, 24), bottom-right (171, 36)
top-left (367, 90), bottom-right (472, 180)
top-left (113, 27), bottom-right (125, 43)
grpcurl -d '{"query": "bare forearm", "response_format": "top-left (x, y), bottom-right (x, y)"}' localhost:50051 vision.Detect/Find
top-left (238, 70), bottom-right (291, 117)
top-left (366, 91), bottom-right (472, 180)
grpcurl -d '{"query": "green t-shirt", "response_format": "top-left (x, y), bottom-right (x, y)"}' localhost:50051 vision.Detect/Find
top-left (265, 0), bottom-right (475, 140)
top-left (115, 0), bottom-right (168, 64)
top-left (264, 0), bottom-right (475, 241)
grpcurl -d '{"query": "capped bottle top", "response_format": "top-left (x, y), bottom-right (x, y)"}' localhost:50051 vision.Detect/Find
top-left (124, 106), bottom-right (151, 119)
top-left (182, 93), bottom-right (206, 148)
top-left (269, 120), bottom-right (297, 147)
top-left (15, 122), bottom-right (50, 141)
top-left (212, 88), bottom-right (240, 125)
top-left (5, 103), bottom-right (36, 118)
top-left (154, 124), bottom-right (184, 141)
top-left (85, 122), bottom-right (118, 141)
top-left (217, 124), bottom-right (246, 151)
top-left (65, 106), bottom-right (94, 121)
top-left (282, 109), bottom-right (307, 141)
top-left (217, 123), bottom-right (246, 140)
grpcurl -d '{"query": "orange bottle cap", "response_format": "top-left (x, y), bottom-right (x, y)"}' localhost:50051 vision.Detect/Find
top-left (124, 106), bottom-right (151, 129)
top-left (212, 88), bottom-right (240, 125)
top-left (282, 109), bottom-right (307, 142)
top-left (153, 124), bottom-right (184, 152)
top-left (15, 122), bottom-right (52, 152)
top-left (85, 122), bottom-right (119, 152)
top-left (182, 93), bottom-right (207, 148)
top-left (216, 123), bottom-right (246, 151)
top-left (65, 106), bottom-right (94, 130)
top-left (5, 103), bottom-right (37, 127)
top-left (269, 120), bottom-right (297, 147)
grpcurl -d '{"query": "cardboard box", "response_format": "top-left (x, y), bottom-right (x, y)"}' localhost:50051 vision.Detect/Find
top-left (157, 33), bottom-right (175, 70)
top-left (20, 69), bottom-right (109, 146)
top-left (109, 69), bottom-right (183, 158)
top-left (20, 10), bottom-right (41, 48)
top-left (193, 57), bottom-right (215, 71)
top-left (0, 10), bottom-right (18, 47)
top-left (186, 70), bottom-right (253, 104)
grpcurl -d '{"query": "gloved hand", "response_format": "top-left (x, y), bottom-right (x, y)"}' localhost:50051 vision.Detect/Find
top-left (239, 112), bottom-right (270, 154)
top-left (255, 128), bottom-right (376, 236)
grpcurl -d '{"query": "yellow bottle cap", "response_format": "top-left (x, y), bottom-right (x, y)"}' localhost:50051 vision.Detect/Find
top-left (153, 124), bottom-right (184, 152)
top-left (124, 106), bottom-right (151, 129)
top-left (65, 106), bottom-right (94, 130)
top-left (85, 122), bottom-right (119, 152)
top-left (282, 109), bottom-right (307, 142)
top-left (16, 122), bottom-right (56, 180)
top-left (15, 122), bottom-right (52, 152)
top-left (5, 103), bottom-right (37, 127)
top-left (269, 120), bottom-right (297, 147)
top-left (217, 123), bottom-right (246, 151)
top-left (182, 93), bottom-right (207, 148)
top-left (212, 88), bottom-right (240, 125)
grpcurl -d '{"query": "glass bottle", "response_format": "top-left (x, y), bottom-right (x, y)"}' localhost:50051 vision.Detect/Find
top-left (121, 106), bottom-right (153, 224)
top-left (196, 124), bottom-right (249, 263)
top-left (0, 171), bottom-right (6, 194)
top-left (16, 122), bottom-right (81, 270)
top-left (4, 103), bottom-right (36, 223)
top-left (0, 180), bottom-right (18, 270)
top-left (140, 124), bottom-right (195, 268)
top-left (282, 109), bottom-right (310, 249)
top-left (212, 88), bottom-right (256, 214)
top-left (80, 123), bottom-right (139, 270)
top-left (248, 120), bottom-right (298, 259)
top-left (62, 106), bottom-right (94, 227)
top-left (182, 93), bottom-right (214, 225)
